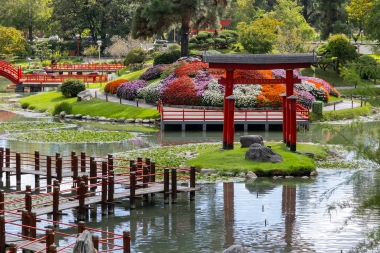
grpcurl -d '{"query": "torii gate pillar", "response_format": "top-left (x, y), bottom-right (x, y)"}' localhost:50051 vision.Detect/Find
top-left (285, 69), bottom-right (297, 151)
top-left (223, 69), bottom-right (235, 150)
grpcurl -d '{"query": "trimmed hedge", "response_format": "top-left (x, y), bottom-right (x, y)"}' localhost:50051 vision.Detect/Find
top-left (153, 50), bottom-right (181, 65)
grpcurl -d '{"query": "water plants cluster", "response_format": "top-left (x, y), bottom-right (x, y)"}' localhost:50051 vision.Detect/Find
top-left (104, 60), bottom-right (340, 109)
top-left (6, 130), bottom-right (134, 143)
top-left (0, 122), bottom-right (76, 131)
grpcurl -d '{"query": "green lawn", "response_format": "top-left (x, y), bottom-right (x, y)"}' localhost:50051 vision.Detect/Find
top-left (185, 142), bottom-right (327, 176)
top-left (17, 91), bottom-right (160, 119)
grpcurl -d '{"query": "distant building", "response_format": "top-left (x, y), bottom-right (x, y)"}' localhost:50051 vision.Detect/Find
top-left (190, 19), bottom-right (232, 38)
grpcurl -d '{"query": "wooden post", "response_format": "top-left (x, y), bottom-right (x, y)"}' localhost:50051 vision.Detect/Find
top-left (22, 210), bottom-right (29, 238)
top-left (81, 152), bottom-right (86, 172)
top-left (92, 235), bottom-right (99, 252)
top-left (16, 152), bottom-right (21, 185)
top-left (108, 175), bottom-right (114, 213)
top-left (5, 148), bottom-right (10, 168)
top-left (101, 177), bottom-right (108, 215)
top-left (78, 181), bottom-right (86, 221)
top-left (171, 168), bottom-right (177, 204)
top-left (29, 212), bottom-right (37, 239)
top-left (78, 221), bottom-right (86, 233)
top-left (164, 169), bottom-right (169, 204)
top-left (0, 190), bottom-right (4, 213)
top-left (131, 163), bottom-right (137, 173)
top-left (102, 160), bottom-right (107, 177)
top-left (25, 192), bottom-right (32, 213)
top-left (137, 157), bottom-right (142, 176)
top-left (0, 215), bottom-right (5, 253)
top-left (90, 158), bottom-right (97, 191)
top-left (190, 166), bottom-right (196, 201)
top-left (71, 151), bottom-right (76, 172)
top-left (35, 151), bottom-right (40, 181)
top-left (53, 186), bottom-right (60, 225)
top-left (150, 162), bottom-right (156, 197)
top-left (25, 185), bottom-right (31, 192)
top-left (73, 155), bottom-right (78, 183)
top-left (352, 100), bottom-right (354, 108)
top-left (143, 166), bottom-right (149, 202)
top-left (56, 157), bottom-right (62, 183)
top-left (130, 172), bottom-right (136, 209)
top-left (46, 229), bottom-right (54, 252)
top-left (48, 244), bottom-right (57, 253)
top-left (129, 159), bottom-right (135, 172)
top-left (123, 231), bottom-right (131, 253)
top-left (361, 95), bottom-right (363, 107)
top-left (47, 156), bottom-right (52, 187)
top-left (0, 148), bottom-right (3, 179)
top-left (108, 154), bottom-right (113, 173)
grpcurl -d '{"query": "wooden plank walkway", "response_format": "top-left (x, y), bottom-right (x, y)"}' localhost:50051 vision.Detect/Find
top-left (5, 236), bottom-right (72, 253)
top-left (4, 184), bottom-right (200, 223)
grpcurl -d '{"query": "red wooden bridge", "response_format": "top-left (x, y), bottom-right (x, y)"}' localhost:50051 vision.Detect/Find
top-left (157, 100), bottom-right (310, 131)
top-left (44, 63), bottom-right (124, 73)
top-left (0, 147), bottom-right (199, 253)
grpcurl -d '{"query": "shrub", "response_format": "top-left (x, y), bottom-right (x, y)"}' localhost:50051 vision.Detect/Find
top-left (311, 101), bottom-right (323, 115)
top-left (153, 50), bottom-right (181, 65)
top-left (21, 102), bottom-right (29, 109)
top-left (355, 55), bottom-right (379, 79)
top-left (136, 81), bottom-right (162, 103)
top-left (139, 65), bottom-right (165, 81)
top-left (174, 61), bottom-right (208, 77)
top-left (104, 79), bottom-right (129, 94)
top-left (52, 101), bottom-right (73, 115)
top-left (162, 76), bottom-right (200, 105)
top-left (61, 79), bottom-right (86, 98)
top-left (116, 80), bottom-right (147, 100)
top-left (123, 48), bottom-right (147, 66)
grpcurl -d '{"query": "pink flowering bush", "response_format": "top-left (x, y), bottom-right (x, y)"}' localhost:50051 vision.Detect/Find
top-left (116, 80), bottom-right (147, 100)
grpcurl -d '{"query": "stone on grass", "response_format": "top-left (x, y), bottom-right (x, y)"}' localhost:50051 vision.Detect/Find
top-left (125, 119), bottom-right (135, 123)
top-left (246, 171), bottom-right (257, 179)
top-left (222, 245), bottom-right (248, 253)
top-left (135, 118), bottom-right (143, 123)
top-left (72, 230), bottom-right (97, 253)
top-left (59, 111), bottom-right (66, 118)
top-left (77, 90), bottom-right (93, 101)
top-left (200, 168), bottom-right (215, 175)
top-left (240, 135), bottom-right (264, 148)
top-left (98, 116), bottom-right (107, 121)
top-left (245, 143), bottom-right (283, 163)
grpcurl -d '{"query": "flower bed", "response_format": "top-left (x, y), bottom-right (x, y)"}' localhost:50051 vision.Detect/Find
top-left (104, 79), bottom-right (129, 94)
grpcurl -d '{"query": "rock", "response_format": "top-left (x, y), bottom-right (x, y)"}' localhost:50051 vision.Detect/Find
top-left (65, 114), bottom-right (74, 118)
top-left (285, 176), bottom-right (294, 179)
top-left (245, 143), bottom-right (283, 163)
top-left (135, 118), bottom-right (143, 123)
top-left (246, 171), bottom-right (257, 179)
top-left (125, 119), bottom-right (135, 123)
top-left (142, 119), bottom-right (150, 123)
top-left (75, 114), bottom-right (82, 119)
top-left (328, 149), bottom-right (340, 157)
top-left (222, 245), bottom-right (248, 253)
top-left (224, 172), bottom-right (235, 177)
top-left (296, 151), bottom-right (315, 159)
top-left (118, 117), bottom-right (125, 122)
top-left (200, 168), bottom-right (215, 175)
top-left (73, 230), bottom-right (98, 253)
top-left (77, 90), bottom-right (93, 101)
top-left (59, 111), bottom-right (66, 118)
top-left (310, 171), bottom-right (318, 176)
top-left (238, 172), bottom-right (246, 178)
top-left (301, 176), bottom-right (309, 179)
top-left (98, 116), bottom-right (107, 121)
top-left (240, 135), bottom-right (264, 148)
top-left (149, 118), bottom-right (156, 123)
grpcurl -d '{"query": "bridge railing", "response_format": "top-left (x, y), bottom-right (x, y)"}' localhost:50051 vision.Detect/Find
top-left (45, 63), bottom-right (124, 72)
top-left (22, 73), bottom-right (108, 83)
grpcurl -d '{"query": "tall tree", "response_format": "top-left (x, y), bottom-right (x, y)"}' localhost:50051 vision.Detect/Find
top-left (0, 0), bottom-right (52, 41)
top-left (365, 0), bottom-right (380, 43)
top-left (346, 0), bottom-right (374, 30)
top-left (316, 0), bottom-right (348, 40)
top-left (0, 26), bottom-right (27, 56)
top-left (131, 0), bottom-right (230, 57)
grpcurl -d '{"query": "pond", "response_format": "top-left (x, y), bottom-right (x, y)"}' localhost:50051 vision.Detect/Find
top-left (1, 102), bottom-right (380, 252)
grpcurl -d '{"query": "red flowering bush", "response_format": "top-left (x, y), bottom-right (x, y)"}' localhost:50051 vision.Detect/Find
top-left (174, 61), bottom-right (209, 77)
top-left (234, 69), bottom-right (268, 79)
top-left (162, 76), bottom-right (200, 105)
top-left (104, 79), bottom-right (129, 94)
top-left (209, 68), bottom-right (226, 79)
top-left (256, 84), bottom-right (285, 108)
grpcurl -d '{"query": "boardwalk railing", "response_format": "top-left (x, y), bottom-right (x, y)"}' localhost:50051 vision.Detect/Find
top-left (21, 73), bottom-right (108, 83)
top-left (45, 63), bottom-right (125, 72)
top-left (157, 101), bottom-right (310, 121)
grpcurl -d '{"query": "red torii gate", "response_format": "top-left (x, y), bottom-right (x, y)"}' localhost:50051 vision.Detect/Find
top-left (203, 53), bottom-right (316, 151)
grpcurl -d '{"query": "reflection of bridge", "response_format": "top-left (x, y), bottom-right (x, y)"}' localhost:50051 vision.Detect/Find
top-left (0, 60), bottom-right (124, 91)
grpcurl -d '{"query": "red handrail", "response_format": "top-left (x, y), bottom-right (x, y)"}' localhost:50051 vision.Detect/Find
top-left (45, 63), bottom-right (124, 71)
top-left (21, 74), bottom-right (108, 83)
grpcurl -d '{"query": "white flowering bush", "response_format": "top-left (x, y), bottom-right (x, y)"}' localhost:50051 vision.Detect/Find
top-left (136, 81), bottom-right (163, 103)
top-left (234, 85), bottom-right (262, 108)
top-left (201, 79), bottom-right (224, 106)
top-left (295, 81), bottom-right (327, 101)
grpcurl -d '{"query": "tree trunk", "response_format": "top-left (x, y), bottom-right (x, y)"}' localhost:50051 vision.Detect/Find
top-left (180, 15), bottom-right (190, 57)
top-left (28, 25), bottom-right (33, 42)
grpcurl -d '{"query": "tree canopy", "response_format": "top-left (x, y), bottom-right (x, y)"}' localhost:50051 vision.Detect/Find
top-left (0, 26), bottom-right (27, 56)
top-left (132, 0), bottom-right (230, 57)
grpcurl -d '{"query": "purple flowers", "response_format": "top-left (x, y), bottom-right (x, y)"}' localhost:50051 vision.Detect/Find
top-left (139, 65), bottom-right (166, 81)
top-left (159, 73), bottom-right (178, 95)
top-left (295, 90), bottom-right (315, 109)
top-left (116, 80), bottom-right (147, 100)
top-left (194, 70), bottom-right (216, 96)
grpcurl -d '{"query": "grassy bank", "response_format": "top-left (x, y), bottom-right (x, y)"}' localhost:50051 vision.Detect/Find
top-left (17, 91), bottom-right (160, 119)
top-left (310, 101), bottom-right (372, 122)
top-left (185, 142), bottom-right (326, 176)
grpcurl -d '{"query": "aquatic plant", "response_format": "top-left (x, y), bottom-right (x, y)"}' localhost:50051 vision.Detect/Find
top-left (0, 122), bottom-right (76, 131)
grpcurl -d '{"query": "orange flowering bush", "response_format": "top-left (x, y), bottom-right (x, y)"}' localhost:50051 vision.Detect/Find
top-left (256, 84), bottom-right (285, 108)
top-left (174, 61), bottom-right (209, 77)
top-left (104, 79), bottom-right (129, 94)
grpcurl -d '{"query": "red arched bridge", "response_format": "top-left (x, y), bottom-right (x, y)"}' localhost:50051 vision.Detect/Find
top-left (0, 60), bottom-right (124, 91)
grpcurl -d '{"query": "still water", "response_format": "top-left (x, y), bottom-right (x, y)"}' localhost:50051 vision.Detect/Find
top-left (1, 107), bottom-right (379, 252)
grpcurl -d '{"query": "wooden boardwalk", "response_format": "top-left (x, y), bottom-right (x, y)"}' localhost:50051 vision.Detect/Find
top-left (5, 236), bottom-right (72, 253)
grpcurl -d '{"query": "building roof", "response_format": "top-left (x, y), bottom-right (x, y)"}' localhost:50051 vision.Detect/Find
top-left (203, 53), bottom-right (316, 65)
